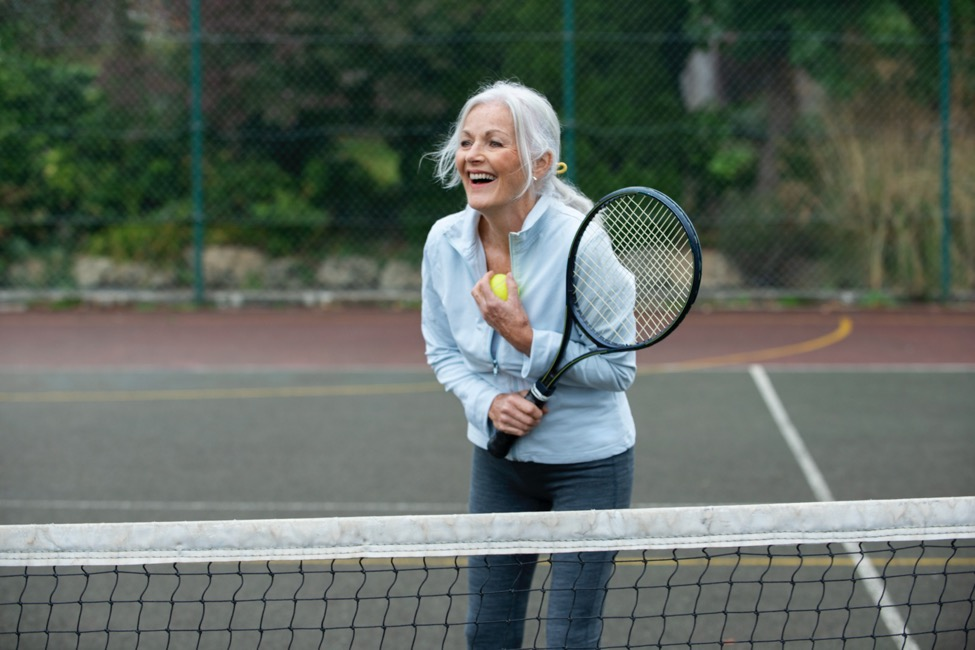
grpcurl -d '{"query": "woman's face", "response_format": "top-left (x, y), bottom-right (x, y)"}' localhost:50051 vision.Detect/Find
top-left (455, 102), bottom-right (535, 221)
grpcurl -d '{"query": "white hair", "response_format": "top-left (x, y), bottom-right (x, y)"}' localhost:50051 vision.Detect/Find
top-left (430, 80), bottom-right (592, 213)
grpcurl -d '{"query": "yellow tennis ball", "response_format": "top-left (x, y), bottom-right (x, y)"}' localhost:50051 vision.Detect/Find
top-left (490, 273), bottom-right (508, 301)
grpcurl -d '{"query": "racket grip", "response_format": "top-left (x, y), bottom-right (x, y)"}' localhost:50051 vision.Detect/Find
top-left (486, 383), bottom-right (553, 459)
top-left (487, 431), bottom-right (518, 458)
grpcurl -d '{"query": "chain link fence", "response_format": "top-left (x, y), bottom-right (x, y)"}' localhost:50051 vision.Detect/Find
top-left (2, 1), bottom-right (972, 306)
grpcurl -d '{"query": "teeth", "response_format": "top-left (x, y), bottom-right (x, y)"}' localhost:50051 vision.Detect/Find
top-left (470, 173), bottom-right (496, 182)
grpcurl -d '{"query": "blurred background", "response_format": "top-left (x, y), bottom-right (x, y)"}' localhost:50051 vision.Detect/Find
top-left (1, 0), bottom-right (972, 306)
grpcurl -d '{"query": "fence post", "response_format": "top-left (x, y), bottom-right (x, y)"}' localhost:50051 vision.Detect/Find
top-left (939, 0), bottom-right (952, 301)
top-left (190, 0), bottom-right (206, 304)
top-left (562, 0), bottom-right (576, 184)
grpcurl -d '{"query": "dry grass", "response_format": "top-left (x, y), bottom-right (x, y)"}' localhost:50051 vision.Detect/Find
top-left (804, 101), bottom-right (974, 297)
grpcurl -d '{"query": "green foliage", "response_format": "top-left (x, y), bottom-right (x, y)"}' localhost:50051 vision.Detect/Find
top-left (86, 221), bottom-right (189, 265)
top-left (716, 192), bottom-right (849, 289)
top-left (334, 137), bottom-right (402, 191)
top-left (0, 51), bottom-right (99, 215)
top-left (201, 155), bottom-right (330, 257)
top-left (1, 0), bottom-right (971, 298)
top-left (707, 141), bottom-right (758, 184)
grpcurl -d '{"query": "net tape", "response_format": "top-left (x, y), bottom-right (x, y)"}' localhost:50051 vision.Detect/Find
top-left (2, 497), bottom-right (972, 567)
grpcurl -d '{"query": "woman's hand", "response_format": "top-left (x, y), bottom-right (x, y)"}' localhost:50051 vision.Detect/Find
top-left (471, 272), bottom-right (533, 354)
top-left (488, 391), bottom-right (547, 437)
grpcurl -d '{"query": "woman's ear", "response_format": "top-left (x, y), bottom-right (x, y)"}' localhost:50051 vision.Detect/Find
top-left (533, 152), bottom-right (554, 180)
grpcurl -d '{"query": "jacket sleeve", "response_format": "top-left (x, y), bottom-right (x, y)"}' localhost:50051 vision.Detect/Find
top-left (517, 228), bottom-right (637, 392)
top-left (522, 327), bottom-right (637, 393)
top-left (421, 236), bottom-right (499, 435)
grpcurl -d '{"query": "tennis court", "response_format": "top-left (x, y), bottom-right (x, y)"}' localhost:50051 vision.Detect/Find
top-left (1, 308), bottom-right (974, 649)
top-left (1, 307), bottom-right (972, 525)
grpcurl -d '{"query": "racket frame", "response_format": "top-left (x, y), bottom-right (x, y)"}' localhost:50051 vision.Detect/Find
top-left (489, 186), bottom-right (702, 457)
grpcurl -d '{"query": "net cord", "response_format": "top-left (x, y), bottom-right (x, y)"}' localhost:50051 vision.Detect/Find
top-left (1, 497), bottom-right (972, 567)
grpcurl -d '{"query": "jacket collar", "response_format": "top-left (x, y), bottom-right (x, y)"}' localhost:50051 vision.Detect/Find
top-left (444, 194), bottom-right (553, 255)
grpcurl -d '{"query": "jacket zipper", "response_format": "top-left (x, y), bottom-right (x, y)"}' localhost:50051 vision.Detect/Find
top-left (490, 330), bottom-right (499, 376)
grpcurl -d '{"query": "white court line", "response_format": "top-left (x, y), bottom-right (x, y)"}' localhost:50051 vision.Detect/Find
top-left (748, 365), bottom-right (834, 502)
top-left (749, 364), bottom-right (920, 650)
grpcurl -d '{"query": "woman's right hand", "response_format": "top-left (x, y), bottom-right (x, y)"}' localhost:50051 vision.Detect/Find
top-left (471, 272), bottom-right (533, 355)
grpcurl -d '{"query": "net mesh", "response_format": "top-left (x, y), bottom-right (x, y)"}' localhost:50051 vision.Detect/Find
top-left (573, 192), bottom-right (699, 348)
top-left (2, 497), bottom-right (973, 649)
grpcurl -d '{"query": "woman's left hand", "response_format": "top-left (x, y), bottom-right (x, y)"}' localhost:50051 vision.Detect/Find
top-left (488, 390), bottom-right (547, 437)
top-left (471, 272), bottom-right (533, 355)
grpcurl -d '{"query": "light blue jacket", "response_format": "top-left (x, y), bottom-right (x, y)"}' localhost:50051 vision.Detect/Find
top-left (421, 195), bottom-right (637, 464)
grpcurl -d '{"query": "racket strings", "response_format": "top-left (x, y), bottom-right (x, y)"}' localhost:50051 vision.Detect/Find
top-left (607, 198), bottom-right (696, 287)
top-left (609, 195), bottom-right (697, 338)
top-left (574, 194), bottom-right (697, 346)
top-left (573, 231), bottom-right (634, 346)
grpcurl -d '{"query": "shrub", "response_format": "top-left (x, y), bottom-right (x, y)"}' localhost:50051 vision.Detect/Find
top-left (808, 102), bottom-right (974, 297)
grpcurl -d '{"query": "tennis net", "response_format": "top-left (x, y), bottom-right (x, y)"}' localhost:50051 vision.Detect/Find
top-left (1, 497), bottom-right (973, 649)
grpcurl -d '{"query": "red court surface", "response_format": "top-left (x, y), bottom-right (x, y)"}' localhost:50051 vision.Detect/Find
top-left (1, 306), bottom-right (973, 370)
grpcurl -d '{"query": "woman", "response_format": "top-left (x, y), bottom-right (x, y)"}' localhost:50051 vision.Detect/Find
top-left (421, 80), bottom-right (637, 649)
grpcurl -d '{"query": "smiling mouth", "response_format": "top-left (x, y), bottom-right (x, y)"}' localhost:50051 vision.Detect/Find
top-left (469, 173), bottom-right (496, 185)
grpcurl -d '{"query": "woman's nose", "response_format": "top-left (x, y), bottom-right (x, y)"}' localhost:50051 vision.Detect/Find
top-left (466, 141), bottom-right (484, 160)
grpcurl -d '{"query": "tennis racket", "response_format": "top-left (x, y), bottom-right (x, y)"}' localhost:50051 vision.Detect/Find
top-left (487, 187), bottom-right (703, 459)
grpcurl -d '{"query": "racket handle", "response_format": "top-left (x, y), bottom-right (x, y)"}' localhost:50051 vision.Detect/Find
top-left (487, 431), bottom-right (518, 458)
top-left (486, 383), bottom-right (553, 459)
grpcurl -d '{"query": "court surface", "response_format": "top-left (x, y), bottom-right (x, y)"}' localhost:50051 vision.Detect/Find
top-left (1, 307), bottom-right (973, 525)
